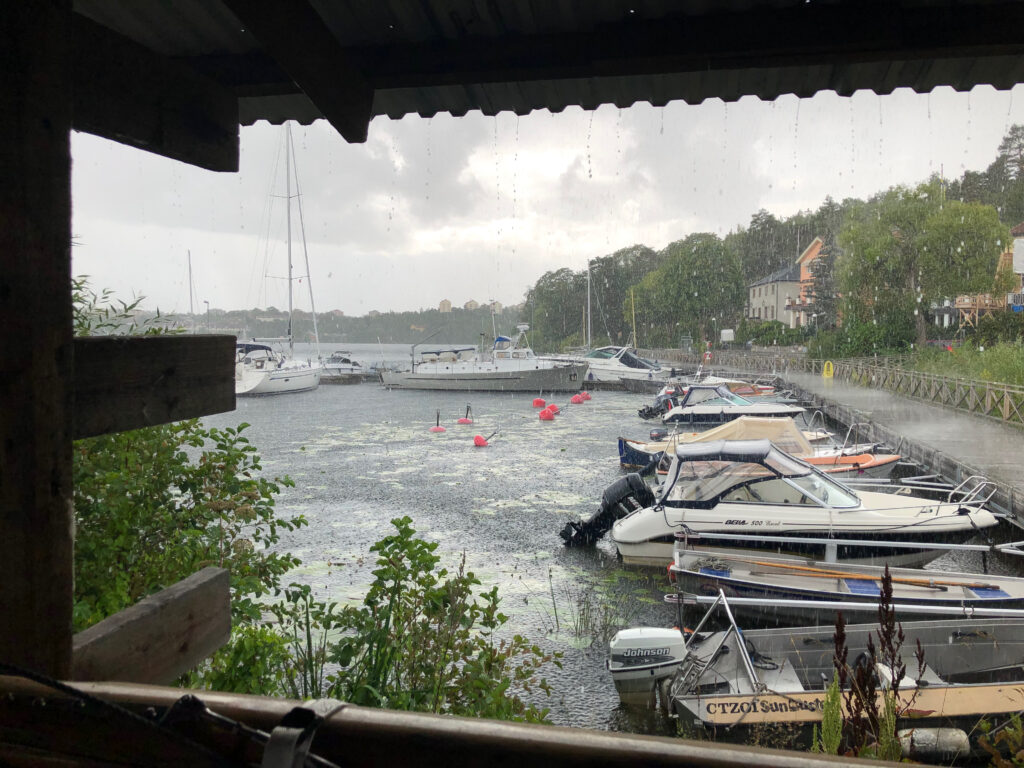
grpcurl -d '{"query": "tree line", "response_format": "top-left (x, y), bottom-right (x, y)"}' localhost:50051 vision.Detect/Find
top-left (520, 125), bottom-right (1024, 356)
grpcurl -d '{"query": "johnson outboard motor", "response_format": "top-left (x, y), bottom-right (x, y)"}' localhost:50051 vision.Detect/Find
top-left (559, 473), bottom-right (656, 546)
top-left (608, 627), bottom-right (688, 705)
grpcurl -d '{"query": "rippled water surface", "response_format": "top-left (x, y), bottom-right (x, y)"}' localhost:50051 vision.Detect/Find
top-left (205, 375), bottom-right (680, 732)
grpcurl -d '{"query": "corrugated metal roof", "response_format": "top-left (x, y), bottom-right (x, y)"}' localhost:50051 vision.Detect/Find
top-left (73, 1), bottom-right (1024, 138)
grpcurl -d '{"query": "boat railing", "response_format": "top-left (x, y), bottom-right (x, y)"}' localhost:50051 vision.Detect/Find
top-left (672, 528), bottom-right (1024, 562)
top-left (838, 421), bottom-right (874, 453)
top-left (667, 592), bottom-right (1024, 619)
top-left (674, 589), bottom-right (764, 694)
top-left (949, 474), bottom-right (998, 506)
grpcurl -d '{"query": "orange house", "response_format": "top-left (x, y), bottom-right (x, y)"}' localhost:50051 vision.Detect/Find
top-left (783, 237), bottom-right (825, 328)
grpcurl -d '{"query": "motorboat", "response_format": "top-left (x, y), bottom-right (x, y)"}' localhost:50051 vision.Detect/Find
top-left (320, 350), bottom-right (364, 384)
top-left (624, 375), bottom-right (781, 398)
top-left (640, 384), bottom-right (805, 423)
top-left (607, 440), bottom-right (1000, 568)
top-left (618, 416), bottom-right (901, 480)
top-left (554, 346), bottom-right (670, 383)
top-left (379, 324), bottom-right (588, 392)
top-left (235, 342), bottom-right (321, 395)
top-left (611, 592), bottom-right (1024, 737)
top-left (670, 543), bottom-right (1024, 625)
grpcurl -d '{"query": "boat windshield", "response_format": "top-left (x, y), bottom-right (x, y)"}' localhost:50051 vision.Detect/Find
top-left (619, 350), bottom-right (657, 369)
top-left (683, 388), bottom-right (732, 405)
top-left (585, 347), bottom-right (619, 359)
top-left (665, 451), bottom-right (860, 508)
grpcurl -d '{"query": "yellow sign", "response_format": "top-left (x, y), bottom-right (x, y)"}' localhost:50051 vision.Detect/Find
top-left (823, 360), bottom-right (834, 379)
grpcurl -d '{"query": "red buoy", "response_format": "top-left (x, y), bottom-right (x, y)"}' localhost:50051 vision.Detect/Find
top-left (538, 408), bottom-right (555, 421)
top-left (532, 397), bottom-right (546, 408)
top-left (570, 394), bottom-right (584, 404)
top-left (430, 409), bottom-right (446, 432)
top-left (473, 434), bottom-right (489, 447)
top-left (580, 391), bottom-right (592, 401)
top-left (457, 404), bottom-right (474, 424)
top-left (548, 404), bottom-right (560, 414)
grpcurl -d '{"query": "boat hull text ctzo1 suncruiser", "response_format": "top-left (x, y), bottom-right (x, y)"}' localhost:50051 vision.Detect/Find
top-left (380, 324), bottom-right (588, 392)
top-left (607, 439), bottom-right (999, 568)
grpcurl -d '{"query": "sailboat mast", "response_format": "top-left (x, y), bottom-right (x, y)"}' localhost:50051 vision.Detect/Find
top-left (586, 260), bottom-right (591, 348)
top-left (285, 124), bottom-right (294, 359)
top-left (187, 250), bottom-right (195, 333)
top-left (631, 288), bottom-right (637, 348)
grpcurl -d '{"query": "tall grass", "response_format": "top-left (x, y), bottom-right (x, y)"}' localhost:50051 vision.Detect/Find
top-left (912, 341), bottom-right (1024, 386)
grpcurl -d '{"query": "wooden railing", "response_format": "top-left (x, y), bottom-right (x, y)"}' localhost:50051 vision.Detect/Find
top-left (640, 348), bottom-right (1024, 428)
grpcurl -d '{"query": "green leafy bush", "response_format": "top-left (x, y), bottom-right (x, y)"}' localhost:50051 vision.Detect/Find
top-left (326, 517), bottom-right (560, 722)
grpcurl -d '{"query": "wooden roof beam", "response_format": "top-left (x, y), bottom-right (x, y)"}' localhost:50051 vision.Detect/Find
top-left (72, 13), bottom-right (239, 172)
top-left (221, 0), bottom-right (374, 144)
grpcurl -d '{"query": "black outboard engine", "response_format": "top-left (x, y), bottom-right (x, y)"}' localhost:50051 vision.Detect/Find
top-left (649, 428), bottom-right (669, 441)
top-left (559, 473), bottom-right (656, 546)
top-left (638, 394), bottom-right (674, 420)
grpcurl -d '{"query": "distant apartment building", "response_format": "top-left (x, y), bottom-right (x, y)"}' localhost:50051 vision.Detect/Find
top-left (464, 299), bottom-right (479, 310)
top-left (439, 299), bottom-right (452, 313)
top-left (488, 300), bottom-right (503, 312)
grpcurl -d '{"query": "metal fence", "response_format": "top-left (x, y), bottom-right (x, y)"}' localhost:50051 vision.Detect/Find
top-left (641, 349), bottom-right (1024, 429)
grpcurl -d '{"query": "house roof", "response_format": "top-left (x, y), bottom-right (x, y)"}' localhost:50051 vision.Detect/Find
top-left (1012, 222), bottom-right (1024, 237)
top-left (749, 262), bottom-right (801, 288)
top-left (71, 0), bottom-right (1024, 155)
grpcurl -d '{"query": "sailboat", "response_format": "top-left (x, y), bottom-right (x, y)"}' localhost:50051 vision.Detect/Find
top-left (236, 123), bottom-right (322, 396)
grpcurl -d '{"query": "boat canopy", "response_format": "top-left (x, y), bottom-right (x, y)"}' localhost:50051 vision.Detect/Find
top-left (237, 342), bottom-right (274, 355)
top-left (418, 346), bottom-right (476, 357)
top-left (677, 384), bottom-right (753, 407)
top-left (662, 439), bottom-right (859, 510)
top-left (683, 417), bottom-right (813, 456)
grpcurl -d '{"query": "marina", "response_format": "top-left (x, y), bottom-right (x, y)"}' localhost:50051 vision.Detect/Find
top-left (204, 343), bottom-right (1024, 738)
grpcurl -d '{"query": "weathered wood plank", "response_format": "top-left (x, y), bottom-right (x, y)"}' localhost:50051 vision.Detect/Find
top-left (222, 0), bottom-right (373, 143)
top-left (74, 335), bottom-right (236, 439)
top-left (71, 13), bottom-right (239, 172)
top-left (71, 567), bottom-right (231, 685)
top-left (0, 0), bottom-right (75, 678)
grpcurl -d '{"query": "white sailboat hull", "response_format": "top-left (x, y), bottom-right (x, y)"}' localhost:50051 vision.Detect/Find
top-left (236, 363), bottom-right (321, 396)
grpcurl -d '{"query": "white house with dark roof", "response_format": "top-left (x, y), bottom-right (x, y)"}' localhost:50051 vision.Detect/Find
top-left (747, 263), bottom-right (800, 324)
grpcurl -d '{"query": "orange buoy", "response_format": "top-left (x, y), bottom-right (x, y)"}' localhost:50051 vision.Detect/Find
top-left (473, 434), bottom-right (489, 447)
top-left (570, 394), bottom-right (583, 404)
top-left (538, 408), bottom-right (555, 421)
top-left (532, 397), bottom-right (546, 408)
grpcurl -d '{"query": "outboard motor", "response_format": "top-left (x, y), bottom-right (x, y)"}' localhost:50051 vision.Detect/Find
top-left (608, 627), bottom-right (688, 705)
top-left (638, 394), bottom-right (674, 420)
top-left (559, 473), bottom-right (656, 546)
top-left (649, 428), bottom-right (669, 441)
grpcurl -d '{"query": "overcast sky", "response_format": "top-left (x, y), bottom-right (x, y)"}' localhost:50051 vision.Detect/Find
top-left (71, 85), bottom-right (1024, 317)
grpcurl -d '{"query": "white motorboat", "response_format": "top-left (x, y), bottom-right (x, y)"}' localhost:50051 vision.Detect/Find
top-left (236, 124), bottom-right (322, 397)
top-left (545, 345), bottom-right (672, 383)
top-left (618, 416), bottom-right (901, 479)
top-left (653, 384), bottom-right (805, 424)
top-left (380, 324), bottom-right (588, 392)
top-left (611, 592), bottom-right (1024, 739)
top-left (608, 439), bottom-right (999, 568)
top-left (320, 351), bottom-right (364, 383)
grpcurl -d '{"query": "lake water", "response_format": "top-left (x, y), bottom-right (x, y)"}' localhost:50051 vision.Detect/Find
top-left (206, 344), bottom-right (675, 733)
top-left (203, 344), bottom-right (1015, 734)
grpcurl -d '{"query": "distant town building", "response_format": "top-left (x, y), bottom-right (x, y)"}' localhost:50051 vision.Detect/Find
top-left (368, 310), bottom-right (381, 318)
top-left (439, 299), bottom-right (452, 313)
top-left (464, 299), bottom-right (479, 310)
top-left (488, 300), bottom-right (503, 312)
top-left (331, 309), bottom-right (344, 317)
top-left (747, 237), bottom-right (826, 328)
top-left (410, 324), bottom-right (425, 332)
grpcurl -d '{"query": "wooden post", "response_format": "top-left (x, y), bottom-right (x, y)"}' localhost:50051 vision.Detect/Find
top-left (0, 1), bottom-right (74, 677)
